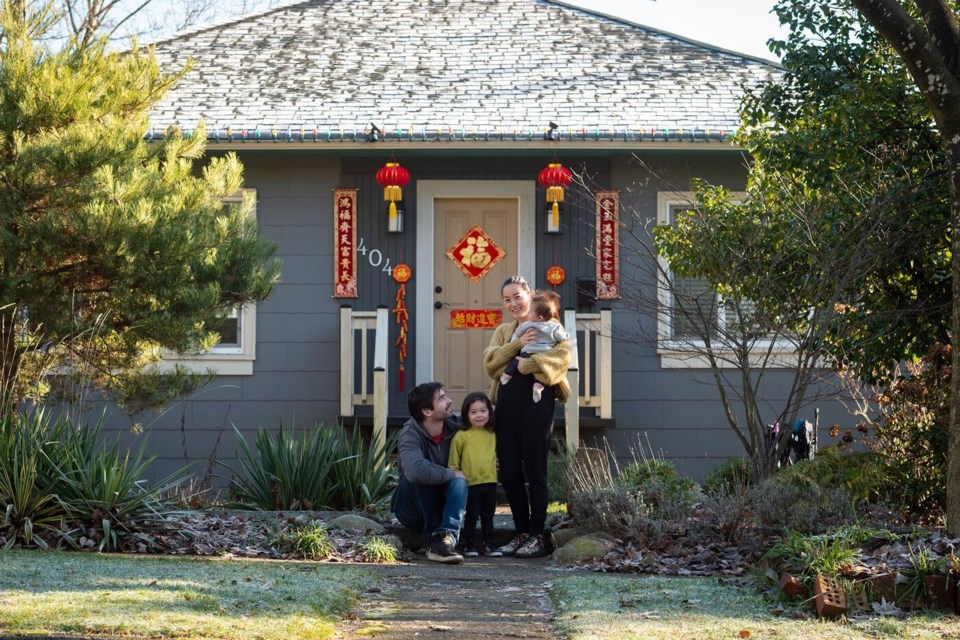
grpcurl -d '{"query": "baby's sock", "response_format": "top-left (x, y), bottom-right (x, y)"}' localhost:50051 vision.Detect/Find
top-left (500, 373), bottom-right (512, 385)
top-left (532, 382), bottom-right (543, 403)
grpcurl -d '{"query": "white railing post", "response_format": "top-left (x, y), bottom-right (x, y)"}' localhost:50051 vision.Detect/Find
top-left (563, 309), bottom-right (580, 452)
top-left (340, 305), bottom-right (354, 417)
top-left (372, 306), bottom-right (389, 451)
top-left (599, 308), bottom-right (612, 419)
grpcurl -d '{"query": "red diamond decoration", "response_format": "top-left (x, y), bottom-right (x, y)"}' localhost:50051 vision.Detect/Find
top-left (445, 225), bottom-right (506, 283)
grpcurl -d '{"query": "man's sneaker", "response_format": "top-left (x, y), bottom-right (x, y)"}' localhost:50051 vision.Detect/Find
top-left (495, 533), bottom-right (529, 556)
top-left (515, 534), bottom-right (549, 558)
top-left (427, 533), bottom-right (464, 564)
top-left (481, 545), bottom-right (503, 558)
top-left (463, 545), bottom-right (480, 557)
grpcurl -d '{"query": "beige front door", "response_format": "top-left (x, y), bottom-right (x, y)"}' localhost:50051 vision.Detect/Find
top-left (433, 198), bottom-right (518, 408)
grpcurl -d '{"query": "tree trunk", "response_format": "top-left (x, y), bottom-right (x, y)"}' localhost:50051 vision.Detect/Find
top-left (948, 138), bottom-right (960, 537)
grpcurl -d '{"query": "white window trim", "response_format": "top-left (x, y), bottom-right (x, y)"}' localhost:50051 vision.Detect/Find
top-left (158, 189), bottom-right (258, 376)
top-left (656, 190), bottom-right (796, 369)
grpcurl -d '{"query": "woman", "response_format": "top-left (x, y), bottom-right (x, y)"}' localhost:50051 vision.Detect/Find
top-left (483, 275), bottom-right (571, 558)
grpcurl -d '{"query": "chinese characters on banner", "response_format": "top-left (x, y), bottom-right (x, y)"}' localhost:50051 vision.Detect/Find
top-left (333, 188), bottom-right (358, 298)
top-left (595, 190), bottom-right (620, 299)
top-left (450, 309), bottom-right (503, 329)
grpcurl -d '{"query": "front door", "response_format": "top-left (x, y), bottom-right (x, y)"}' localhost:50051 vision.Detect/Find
top-left (433, 198), bottom-right (518, 407)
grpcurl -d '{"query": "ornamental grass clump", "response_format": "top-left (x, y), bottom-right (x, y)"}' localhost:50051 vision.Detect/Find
top-left (222, 423), bottom-right (398, 512)
top-left (0, 411), bottom-right (187, 550)
top-left (271, 522), bottom-right (335, 560)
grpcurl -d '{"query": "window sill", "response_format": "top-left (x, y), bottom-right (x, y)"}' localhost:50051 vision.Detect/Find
top-left (157, 354), bottom-right (254, 376)
top-left (657, 342), bottom-right (799, 369)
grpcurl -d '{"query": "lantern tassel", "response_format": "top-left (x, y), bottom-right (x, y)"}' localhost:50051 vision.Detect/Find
top-left (552, 202), bottom-right (559, 229)
top-left (389, 201), bottom-right (397, 224)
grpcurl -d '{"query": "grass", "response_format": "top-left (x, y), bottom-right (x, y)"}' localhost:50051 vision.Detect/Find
top-left (0, 549), bottom-right (378, 640)
top-left (551, 575), bottom-right (960, 640)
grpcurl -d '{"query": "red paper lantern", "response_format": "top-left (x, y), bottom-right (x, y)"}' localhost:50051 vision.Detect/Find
top-left (376, 161), bottom-right (411, 229)
top-left (538, 162), bottom-right (573, 230)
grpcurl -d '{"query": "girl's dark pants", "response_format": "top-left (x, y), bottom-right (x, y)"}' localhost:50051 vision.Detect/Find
top-left (495, 372), bottom-right (555, 537)
top-left (462, 482), bottom-right (498, 548)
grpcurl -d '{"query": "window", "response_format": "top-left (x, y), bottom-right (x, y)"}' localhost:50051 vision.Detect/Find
top-left (161, 189), bottom-right (258, 375)
top-left (656, 191), bottom-right (790, 368)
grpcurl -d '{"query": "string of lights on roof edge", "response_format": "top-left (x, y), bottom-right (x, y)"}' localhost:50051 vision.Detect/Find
top-left (144, 126), bottom-right (736, 143)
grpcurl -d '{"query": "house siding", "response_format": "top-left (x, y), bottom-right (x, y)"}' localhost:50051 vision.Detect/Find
top-left (90, 150), bottom-right (850, 484)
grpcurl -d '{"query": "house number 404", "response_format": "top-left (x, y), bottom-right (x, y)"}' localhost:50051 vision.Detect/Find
top-left (356, 237), bottom-right (393, 276)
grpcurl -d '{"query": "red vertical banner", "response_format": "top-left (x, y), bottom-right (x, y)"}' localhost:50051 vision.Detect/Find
top-left (595, 190), bottom-right (620, 300)
top-left (333, 188), bottom-right (358, 298)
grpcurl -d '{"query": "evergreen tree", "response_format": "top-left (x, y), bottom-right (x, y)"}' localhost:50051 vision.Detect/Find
top-left (0, 0), bottom-right (281, 416)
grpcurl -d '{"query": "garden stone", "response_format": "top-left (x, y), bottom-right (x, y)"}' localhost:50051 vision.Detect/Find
top-left (552, 534), bottom-right (613, 565)
top-left (550, 527), bottom-right (579, 549)
top-left (330, 514), bottom-right (384, 533)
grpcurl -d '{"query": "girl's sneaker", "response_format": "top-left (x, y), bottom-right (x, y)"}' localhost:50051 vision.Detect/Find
top-left (481, 545), bottom-right (503, 558)
top-left (495, 533), bottom-right (530, 556)
top-left (515, 534), bottom-right (549, 558)
top-left (463, 545), bottom-right (480, 557)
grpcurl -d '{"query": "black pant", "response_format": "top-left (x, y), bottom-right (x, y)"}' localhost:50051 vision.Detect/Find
top-left (495, 372), bottom-right (554, 537)
top-left (462, 482), bottom-right (498, 549)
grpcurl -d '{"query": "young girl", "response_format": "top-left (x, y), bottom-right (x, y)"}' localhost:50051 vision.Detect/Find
top-left (448, 391), bottom-right (502, 557)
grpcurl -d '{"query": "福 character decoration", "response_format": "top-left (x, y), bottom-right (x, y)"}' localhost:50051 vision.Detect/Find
top-left (392, 263), bottom-right (412, 390)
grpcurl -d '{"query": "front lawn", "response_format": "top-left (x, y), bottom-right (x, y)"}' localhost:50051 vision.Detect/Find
top-left (0, 549), bottom-right (377, 640)
top-left (551, 574), bottom-right (960, 640)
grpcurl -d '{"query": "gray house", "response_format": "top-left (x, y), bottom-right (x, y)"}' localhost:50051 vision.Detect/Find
top-left (131, 0), bottom-right (848, 482)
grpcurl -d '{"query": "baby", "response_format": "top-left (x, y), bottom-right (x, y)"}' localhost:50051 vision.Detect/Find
top-left (500, 290), bottom-right (568, 402)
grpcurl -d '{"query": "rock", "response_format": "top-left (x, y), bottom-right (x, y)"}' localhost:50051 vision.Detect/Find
top-left (550, 527), bottom-right (579, 549)
top-left (329, 514), bottom-right (385, 534)
top-left (552, 535), bottom-right (614, 565)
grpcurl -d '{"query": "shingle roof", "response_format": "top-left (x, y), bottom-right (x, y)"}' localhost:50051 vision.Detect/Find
top-left (147, 0), bottom-right (779, 144)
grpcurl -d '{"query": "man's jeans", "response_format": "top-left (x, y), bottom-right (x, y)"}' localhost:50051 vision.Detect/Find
top-left (392, 476), bottom-right (467, 544)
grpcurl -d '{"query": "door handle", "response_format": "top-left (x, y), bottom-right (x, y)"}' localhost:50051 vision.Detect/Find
top-left (434, 301), bottom-right (444, 309)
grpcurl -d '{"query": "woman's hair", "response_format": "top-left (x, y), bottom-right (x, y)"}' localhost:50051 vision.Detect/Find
top-left (501, 275), bottom-right (531, 293)
top-left (460, 391), bottom-right (495, 431)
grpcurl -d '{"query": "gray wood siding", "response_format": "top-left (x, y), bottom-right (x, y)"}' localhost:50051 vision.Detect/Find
top-left (85, 150), bottom-right (854, 484)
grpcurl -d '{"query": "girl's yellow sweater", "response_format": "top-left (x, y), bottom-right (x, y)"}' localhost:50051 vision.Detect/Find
top-left (449, 428), bottom-right (498, 486)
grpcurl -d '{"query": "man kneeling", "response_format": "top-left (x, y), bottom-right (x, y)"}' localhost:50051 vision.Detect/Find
top-left (391, 382), bottom-right (467, 564)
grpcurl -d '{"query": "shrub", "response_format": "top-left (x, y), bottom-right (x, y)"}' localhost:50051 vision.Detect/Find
top-left (567, 483), bottom-right (651, 541)
top-left (0, 412), bottom-right (63, 548)
top-left (54, 420), bottom-right (188, 551)
top-left (777, 447), bottom-right (887, 507)
top-left (853, 342), bottom-right (950, 517)
top-left (223, 423), bottom-right (398, 512)
top-left (0, 411), bottom-right (187, 550)
top-left (751, 473), bottom-right (854, 534)
top-left (702, 457), bottom-right (753, 496)
top-left (329, 428), bottom-right (399, 513)
top-left (615, 459), bottom-right (698, 521)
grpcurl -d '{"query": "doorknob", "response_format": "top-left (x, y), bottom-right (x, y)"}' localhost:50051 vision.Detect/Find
top-left (434, 301), bottom-right (444, 309)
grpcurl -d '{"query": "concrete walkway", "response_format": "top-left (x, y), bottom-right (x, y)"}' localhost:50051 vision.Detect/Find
top-left (336, 552), bottom-right (565, 639)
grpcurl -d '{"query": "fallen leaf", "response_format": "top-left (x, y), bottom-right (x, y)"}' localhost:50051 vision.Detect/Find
top-left (738, 631), bottom-right (751, 638)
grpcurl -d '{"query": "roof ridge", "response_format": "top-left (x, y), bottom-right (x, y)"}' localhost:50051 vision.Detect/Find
top-left (142, 0), bottom-right (313, 47)
top-left (543, 0), bottom-right (781, 68)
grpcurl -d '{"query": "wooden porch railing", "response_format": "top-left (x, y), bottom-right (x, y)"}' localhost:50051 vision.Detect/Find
top-left (340, 306), bottom-right (612, 451)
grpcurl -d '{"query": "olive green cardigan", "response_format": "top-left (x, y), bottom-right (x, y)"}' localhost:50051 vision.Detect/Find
top-left (482, 321), bottom-right (571, 404)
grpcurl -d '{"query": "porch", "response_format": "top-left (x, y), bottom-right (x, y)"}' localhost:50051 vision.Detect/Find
top-left (339, 307), bottom-right (614, 449)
